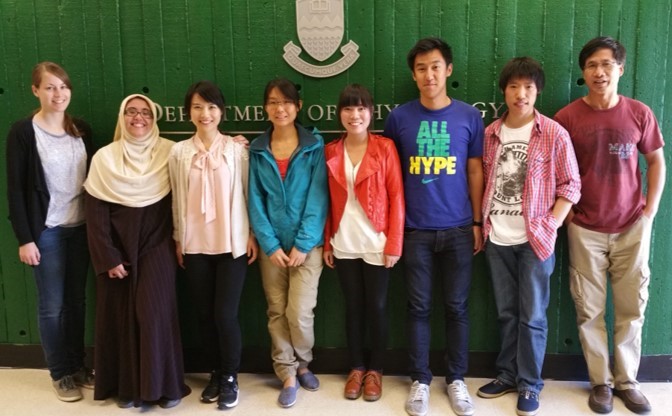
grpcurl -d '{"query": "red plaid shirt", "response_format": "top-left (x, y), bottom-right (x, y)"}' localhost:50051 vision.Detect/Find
top-left (482, 110), bottom-right (581, 260)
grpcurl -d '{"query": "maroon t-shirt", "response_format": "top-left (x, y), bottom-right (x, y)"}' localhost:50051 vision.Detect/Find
top-left (555, 96), bottom-right (664, 233)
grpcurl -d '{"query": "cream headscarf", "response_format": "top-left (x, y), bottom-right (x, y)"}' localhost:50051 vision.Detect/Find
top-left (84, 94), bottom-right (174, 207)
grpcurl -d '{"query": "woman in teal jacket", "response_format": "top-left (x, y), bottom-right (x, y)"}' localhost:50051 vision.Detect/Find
top-left (248, 78), bottom-right (328, 409)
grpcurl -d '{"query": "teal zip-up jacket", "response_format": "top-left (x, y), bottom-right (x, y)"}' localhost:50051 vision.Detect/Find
top-left (248, 123), bottom-right (328, 256)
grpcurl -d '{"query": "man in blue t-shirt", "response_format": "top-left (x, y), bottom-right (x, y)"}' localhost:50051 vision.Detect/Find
top-left (383, 37), bottom-right (484, 416)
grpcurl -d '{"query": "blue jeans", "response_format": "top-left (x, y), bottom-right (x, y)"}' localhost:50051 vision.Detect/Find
top-left (33, 225), bottom-right (90, 381)
top-left (403, 226), bottom-right (474, 384)
top-left (485, 240), bottom-right (554, 394)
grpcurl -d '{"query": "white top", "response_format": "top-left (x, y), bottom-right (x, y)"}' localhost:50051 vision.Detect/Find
top-left (34, 122), bottom-right (87, 228)
top-left (331, 151), bottom-right (387, 266)
top-left (488, 121), bottom-right (532, 246)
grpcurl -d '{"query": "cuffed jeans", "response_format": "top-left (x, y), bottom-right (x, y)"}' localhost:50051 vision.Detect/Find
top-left (567, 217), bottom-right (652, 390)
top-left (184, 253), bottom-right (248, 376)
top-left (485, 240), bottom-right (554, 394)
top-left (259, 247), bottom-right (322, 382)
top-left (33, 225), bottom-right (89, 381)
top-left (403, 226), bottom-right (473, 384)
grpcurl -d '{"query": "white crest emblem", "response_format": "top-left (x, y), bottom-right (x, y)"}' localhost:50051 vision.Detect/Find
top-left (283, 0), bottom-right (359, 78)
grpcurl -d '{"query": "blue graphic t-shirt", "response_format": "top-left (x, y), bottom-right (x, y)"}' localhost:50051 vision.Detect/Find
top-left (384, 99), bottom-right (484, 229)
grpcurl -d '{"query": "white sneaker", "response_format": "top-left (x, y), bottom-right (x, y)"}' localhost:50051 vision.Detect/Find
top-left (405, 380), bottom-right (430, 416)
top-left (447, 380), bottom-right (474, 416)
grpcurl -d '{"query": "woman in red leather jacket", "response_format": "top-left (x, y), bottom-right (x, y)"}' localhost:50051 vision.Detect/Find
top-left (323, 84), bottom-right (405, 403)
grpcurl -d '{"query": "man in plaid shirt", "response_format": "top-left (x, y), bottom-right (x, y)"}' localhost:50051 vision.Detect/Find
top-left (477, 57), bottom-right (581, 416)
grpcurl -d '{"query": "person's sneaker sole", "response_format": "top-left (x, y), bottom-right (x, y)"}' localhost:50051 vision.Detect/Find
top-left (158, 398), bottom-right (180, 409)
top-left (218, 397), bottom-right (239, 409)
top-left (516, 409), bottom-right (539, 416)
top-left (478, 386), bottom-right (517, 398)
top-left (55, 393), bottom-right (82, 402)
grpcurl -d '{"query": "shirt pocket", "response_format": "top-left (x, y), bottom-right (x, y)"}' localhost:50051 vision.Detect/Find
top-left (527, 155), bottom-right (551, 181)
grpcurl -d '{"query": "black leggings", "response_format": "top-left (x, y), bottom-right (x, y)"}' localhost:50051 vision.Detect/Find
top-left (184, 253), bottom-right (247, 376)
top-left (334, 258), bottom-right (390, 371)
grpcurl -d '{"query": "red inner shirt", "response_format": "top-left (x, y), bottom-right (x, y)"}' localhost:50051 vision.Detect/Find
top-left (275, 157), bottom-right (289, 180)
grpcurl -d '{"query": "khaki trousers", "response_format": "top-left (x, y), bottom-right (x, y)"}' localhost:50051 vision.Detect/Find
top-left (259, 247), bottom-right (323, 381)
top-left (567, 217), bottom-right (652, 390)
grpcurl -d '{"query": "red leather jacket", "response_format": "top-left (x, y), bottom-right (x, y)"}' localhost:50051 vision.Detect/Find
top-left (324, 133), bottom-right (405, 256)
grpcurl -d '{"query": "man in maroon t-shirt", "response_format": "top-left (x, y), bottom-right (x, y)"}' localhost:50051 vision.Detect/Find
top-left (555, 36), bottom-right (666, 415)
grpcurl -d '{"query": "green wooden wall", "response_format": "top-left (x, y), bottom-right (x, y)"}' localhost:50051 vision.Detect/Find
top-left (1, 0), bottom-right (671, 359)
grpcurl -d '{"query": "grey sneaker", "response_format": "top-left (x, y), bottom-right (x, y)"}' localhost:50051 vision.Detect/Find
top-left (447, 380), bottom-right (474, 416)
top-left (72, 367), bottom-right (95, 390)
top-left (52, 375), bottom-right (83, 402)
top-left (405, 380), bottom-right (430, 416)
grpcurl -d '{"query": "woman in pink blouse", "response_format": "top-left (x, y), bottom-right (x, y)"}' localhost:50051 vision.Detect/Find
top-left (168, 81), bottom-right (257, 410)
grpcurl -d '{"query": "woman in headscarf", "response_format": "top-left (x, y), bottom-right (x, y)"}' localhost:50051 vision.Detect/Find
top-left (84, 94), bottom-right (190, 409)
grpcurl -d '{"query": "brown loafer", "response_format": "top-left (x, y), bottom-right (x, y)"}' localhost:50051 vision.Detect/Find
top-left (589, 385), bottom-right (613, 413)
top-left (344, 369), bottom-right (365, 399)
top-left (362, 370), bottom-right (382, 402)
top-left (615, 388), bottom-right (652, 414)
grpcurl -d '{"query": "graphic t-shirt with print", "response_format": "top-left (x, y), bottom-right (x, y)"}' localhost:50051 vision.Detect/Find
top-left (555, 96), bottom-right (664, 233)
top-left (489, 121), bottom-right (532, 245)
top-left (384, 99), bottom-right (484, 230)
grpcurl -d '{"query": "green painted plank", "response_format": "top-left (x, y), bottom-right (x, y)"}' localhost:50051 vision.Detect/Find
top-left (32, 0), bottom-right (61, 62)
top-left (463, 0), bottom-right (497, 103)
top-left (185, 1), bottom-right (216, 81)
top-left (541, 0), bottom-right (576, 115)
top-left (633, 0), bottom-right (672, 354)
top-left (372, 0), bottom-right (398, 131)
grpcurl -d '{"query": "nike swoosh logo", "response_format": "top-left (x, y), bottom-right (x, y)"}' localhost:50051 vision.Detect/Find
top-left (421, 177), bottom-right (439, 184)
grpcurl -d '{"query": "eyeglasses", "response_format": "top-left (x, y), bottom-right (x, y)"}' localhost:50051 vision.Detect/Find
top-left (124, 107), bottom-right (154, 118)
top-left (584, 61), bottom-right (619, 73)
top-left (266, 100), bottom-right (295, 108)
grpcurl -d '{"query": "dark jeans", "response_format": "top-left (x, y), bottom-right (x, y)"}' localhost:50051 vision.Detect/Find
top-left (33, 225), bottom-right (89, 381)
top-left (334, 258), bottom-right (390, 371)
top-left (403, 226), bottom-right (474, 384)
top-left (485, 241), bottom-right (554, 394)
top-left (184, 253), bottom-right (247, 376)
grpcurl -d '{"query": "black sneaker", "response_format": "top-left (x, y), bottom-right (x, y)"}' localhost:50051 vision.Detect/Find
top-left (516, 390), bottom-right (540, 416)
top-left (218, 375), bottom-right (239, 409)
top-left (201, 370), bottom-right (220, 403)
top-left (477, 379), bottom-right (517, 398)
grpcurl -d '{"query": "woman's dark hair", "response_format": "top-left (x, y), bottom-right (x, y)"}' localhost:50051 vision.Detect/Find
top-left (32, 61), bottom-right (81, 138)
top-left (336, 84), bottom-right (374, 128)
top-left (579, 36), bottom-right (626, 70)
top-left (263, 77), bottom-right (301, 107)
top-left (184, 80), bottom-right (226, 112)
top-left (498, 57), bottom-right (545, 92)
